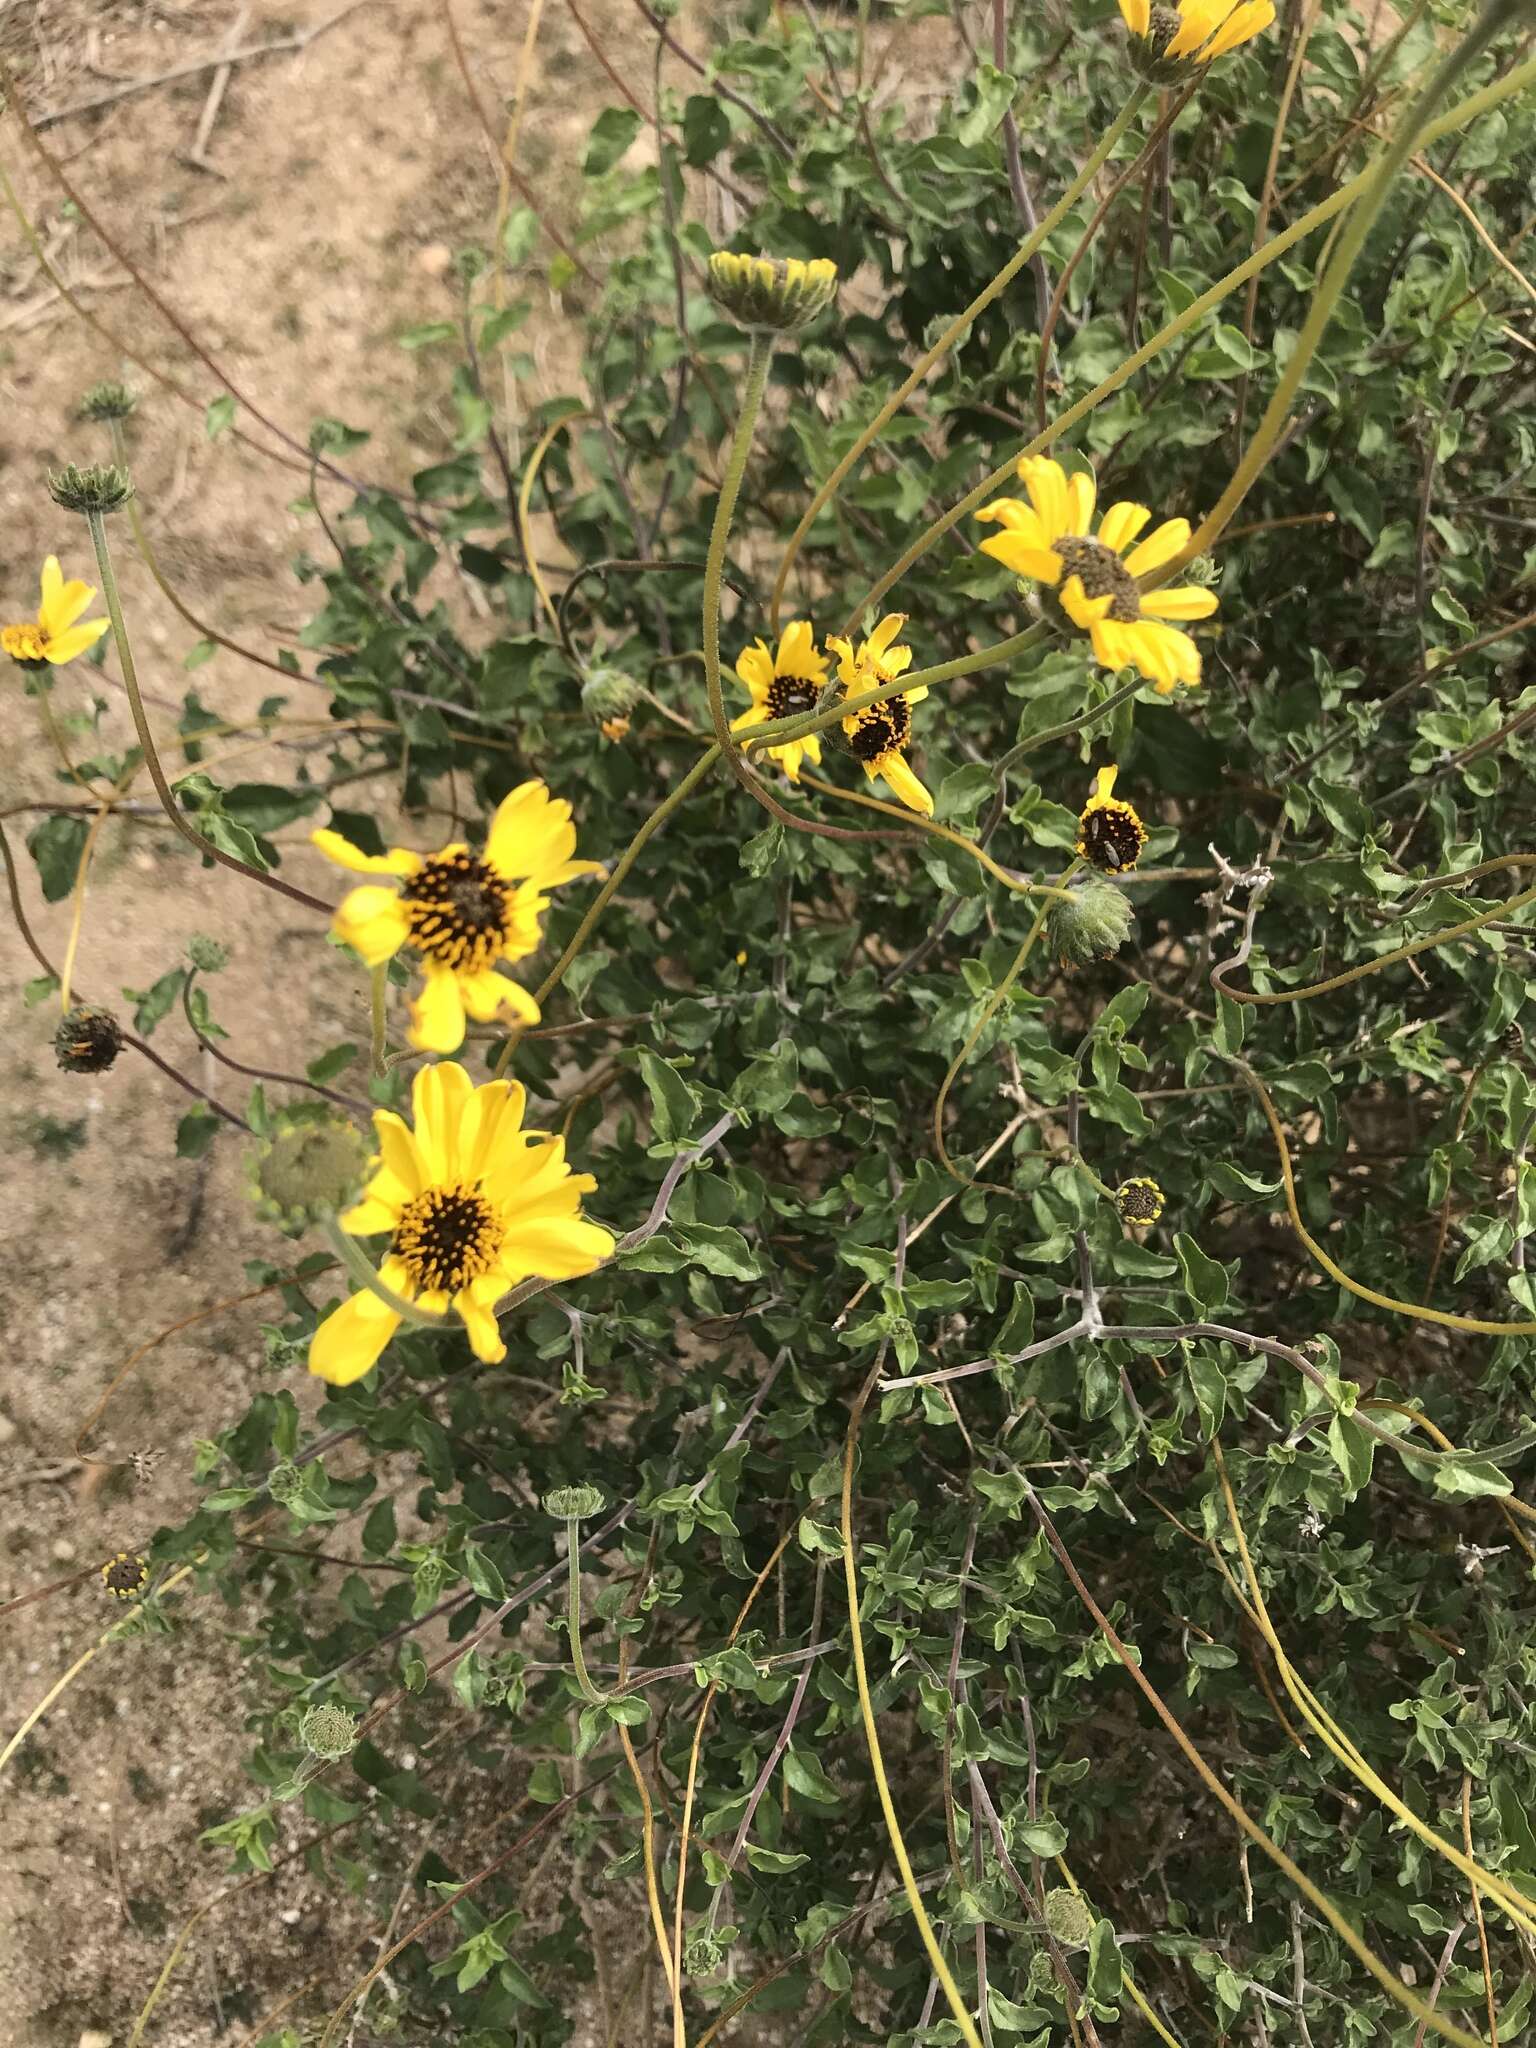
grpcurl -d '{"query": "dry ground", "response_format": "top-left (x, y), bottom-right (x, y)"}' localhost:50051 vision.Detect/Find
top-left (0, 1), bottom-right (661, 2039)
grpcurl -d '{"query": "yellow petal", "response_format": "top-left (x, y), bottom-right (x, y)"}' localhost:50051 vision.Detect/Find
top-left (311, 828), bottom-right (423, 877)
top-left (867, 613), bottom-right (908, 660)
top-left (979, 534), bottom-right (1064, 584)
top-left (878, 750), bottom-right (934, 817)
top-left (408, 966), bottom-right (469, 1054)
top-left (38, 555), bottom-right (63, 624)
top-left (736, 642), bottom-right (775, 701)
top-left (1017, 456), bottom-right (1070, 540)
top-left (1097, 501), bottom-right (1153, 555)
top-left (411, 1058), bottom-right (474, 1179)
top-left (1125, 517), bottom-right (1193, 577)
top-left (1141, 586), bottom-right (1219, 621)
top-left (1059, 578), bottom-right (1115, 630)
top-left (464, 1076), bottom-right (529, 1182)
top-left (459, 965), bottom-right (540, 1026)
top-left (308, 1289), bottom-right (401, 1384)
top-left (484, 780), bottom-right (597, 888)
top-left (333, 887), bottom-right (411, 967)
top-left (974, 498), bottom-right (1049, 547)
top-left (1065, 470), bottom-right (1097, 537)
top-left (776, 619), bottom-right (827, 682)
top-left (1136, 622), bottom-right (1203, 690)
top-left (731, 703), bottom-right (767, 733)
top-left (1165, 0), bottom-right (1232, 56)
top-left (1200, 0), bottom-right (1273, 56)
top-left (338, 1194), bottom-right (402, 1234)
top-left (1118, 0), bottom-right (1151, 30)
top-left (43, 617), bottom-right (109, 665)
top-left (457, 1294), bottom-right (508, 1363)
top-left (1090, 766), bottom-right (1120, 804)
top-left (372, 1110), bottom-right (425, 1198)
top-left (499, 1213), bottom-right (616, 1284)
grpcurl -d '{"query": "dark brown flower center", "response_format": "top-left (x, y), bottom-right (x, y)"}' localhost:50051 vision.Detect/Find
top-left (1146, 3), bottom-right (1183, 52)
top-left (1079, 802), bottom-right (1147, 873)
top-left (404, 852), bottom-right (511, 971)
top-left (1052, 536), bottom-right (1143, 623)
top-left (394, 1182), bottom-right (503, 1294)
top-left (765, 672), bottom-right (821, 720)
top-left (847, 693), bottom-right (912, 762)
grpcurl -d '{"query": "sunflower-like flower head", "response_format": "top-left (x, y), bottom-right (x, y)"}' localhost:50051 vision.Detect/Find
top-left (977, 457), bottom-right (1217, 693)
top-left (707, 252), bottom-right (838, 333)
top-left (101, 1551), bottom-right (148, 1600)
top-left (2, 556), bottom-right (110, 671)
top-left (1118, 0), bottom-right (1275, 82)
top-left (732, 620), bottom-right (829, 782)
top-left (827, 614), bottom-right (933, 817)
top-left (1077, 765), bottom-right (1148, 874)
top-left (308, 1061), bottom-right (615, 1384)
top-left (1115, 1177), bottom-right (1166, 1227)
top-left (311, 781), bottom-right (599, 1054)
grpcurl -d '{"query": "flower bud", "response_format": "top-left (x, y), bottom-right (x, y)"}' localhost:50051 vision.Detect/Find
top-left (55, 1004), bottom-right (124, 1074)
top-left (1115, 1177), bottom-right (1166, 1228)
top-left (1043, 1886), bottom-right (1096, 1948)
top-left (300, 1702), bottom-right (358, 1760)
top-left (101, 1551), bottom-right (149, 1600)
top-left (78, 381), bottom-right (138, 424)
top-left (706, 252), bottom-right (838, 333)
top-left (1046, 879), bottom-right (1136, 966)
top-left (47, 463), bottom-right (134, 516)
top-left (544, 1484), bottom-right (605, 1522)
top-left (581, 667), bottom-right (640, 724)
top-left (187, 934), bottom-right (229, 972)
top-left (249, 1106), bottom-right (371, 1234)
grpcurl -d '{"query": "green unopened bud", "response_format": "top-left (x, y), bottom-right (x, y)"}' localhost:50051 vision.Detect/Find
top-left (707, 251), bottom-right (839, 333)
top-left (684, 1932), bottom-right (726, 1978)
top-left (55, 1004), bottom-right (123, 1074)
top-left (267, 1460), bottom-right (303, 1505)
top-left (300, 1702), bottom-right (357, 1760)
top-left (1115, 1177), bottom-right (1166, 1228)
top-left (1043, 1886), bottom-right (1096, 1948)
top-left (48, 462), bottom-right (134, 516)
top-left (1046, 879), bottom-right (1136, 966)
top-left (544, 1485), bottom-right (605, 1522)
top-left (78, 381), bottom-right (138, 424)
top-left (580, 667), bottom-right (640, 724)
top-left (187, 934), bottom-right (229, 972)
top-left (249, 1106), bottom-right (371, 1234)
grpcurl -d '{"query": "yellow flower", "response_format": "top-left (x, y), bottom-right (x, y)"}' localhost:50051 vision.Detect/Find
top-left (1076, 765), bottom-right (1148, 874)
top-left (1115, 1177), bottom-right (1165, 1227)
top-left (732, 620), bottom-right (828, 782)
top-left (599, 714), bottom-right (631, 743)
top-left (976, 456), bottom-right (1217, 694)
top-left (2, 556), bottom-right (110, 668)
top-left (312, 781), bottom-right (598, 1055)
top-left (1117, 0), bottom-right (1275, 79)
top-left (309, 1061), bottom-right (615, 1383)
top-left (827, 613), bottom-right (933, 817)
top-left (706, 252), bottom-right (839, 332)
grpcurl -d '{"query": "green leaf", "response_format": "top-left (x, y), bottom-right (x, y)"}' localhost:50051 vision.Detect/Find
top-left (1173, 1234), bottom-right (1230, 1313)
top-left (26, 813), bottom-right (88, 902)
top-left (1015, 1816), bottom-right (1068, 1855)
top-left (585, 107), bottom-right (641, 176)
top-left (205, 394), bottom-right (236, 438)
top-left (637, 1050), bottom-right (699, 1142)
top-left (783, 1748), bottom-right (841, 1808)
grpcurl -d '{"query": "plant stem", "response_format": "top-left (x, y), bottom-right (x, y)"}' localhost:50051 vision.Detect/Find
top-left (1172, 0), bottom-right (1530, 572)
top-left (319, 1217), bottom-right (446, 1329)
top-left (563, 1519), bottom-right (606, 1704)
top-left (369, 964), bottom-right (388, 1077)
top-left (704, 330), bottom-right (773, 769)
top-left (84, 508), bottom-right (330, 914)
top-left (840, 48), bottom-right (1536, 629)
top-left (770, 88), bottom-right (1148, 630)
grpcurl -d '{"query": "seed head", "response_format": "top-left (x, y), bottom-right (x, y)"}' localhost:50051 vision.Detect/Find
top-left (580, 666), bottom-right (640, 724)
top-left (249, 1107), bottom-right (371, 1233)
top-left (706, 251), bottom-right (838, 333)
top-left (101, 1551), bottom-right (149, 1600)
top-left (1115, 1177), bottom-right (1166, 1228)
top-left (1047, 879), bottom-right (1136, 966)
top-left (78, 381), bottom-right (138, 424)
top-left (1043, 1886), bottom-right (1096, 1948)
top-left (300, 1702), bottom-right (358, 1760)
top-left (55, 1004), bottom-right (124, 1074)
top-left (47, 462), bottom-right (134, 516)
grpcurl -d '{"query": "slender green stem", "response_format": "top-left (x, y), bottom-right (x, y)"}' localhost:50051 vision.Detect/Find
top-left (769, 88), bottom-right (1148, 631)
top-left (492, 743), bottom-right (724, 1079)
top-left (742, 623), bottom-right (1049, 756)
top-left (992, 676), bottom-right (1145, 780)
top-left (564, 1521), bottom-right (607, 1704)
top-left (319, 1217), bottom-right (446, 1329)
top-left (369, 964), bottom-right (388, 1078)
top-left (84, 508), bottom-right (330, 915)
top-left (840, 49), bottom-right (1536, 631)
top-left (704, 331), bottom-right (773, 769)
top-left (1170, 0), bottom-right (1528, 573)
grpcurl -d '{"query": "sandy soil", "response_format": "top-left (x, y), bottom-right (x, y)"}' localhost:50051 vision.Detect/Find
top-left (0, 1), bottom-right (657, 2039)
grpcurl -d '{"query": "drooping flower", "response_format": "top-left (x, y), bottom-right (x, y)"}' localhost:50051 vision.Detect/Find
top-left (1117, 0), bottom-right (1275, 81)
top-left (733, 620), bottom-right (828, 782)
top-left (1076, 765), bottom-right (1148, 874)
top-left (2, 556), bottom-right (110, 669)
top-left (309, 1061), bottom-right (615, 1384)
top-left (828, 614), bottom-right (933, 817)
top-left (976, 456), bottom-right (1217, 693)
top-left (312, 781), bottom-right (599, 1054)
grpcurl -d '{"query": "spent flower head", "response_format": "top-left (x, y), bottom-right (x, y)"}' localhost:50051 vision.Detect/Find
top-left (249, 1106), bottom-right (372, 1234)
top-left (544, 1484), bottom-right (606, 1522)
top-left (101, 1552), bottom-right (149, 1600)
top-left (1048, 879), bottom-right (1136, 965)
top-left (1076, 765), bottom-right (1148, 874)
top-left (78, 380), bottom-right (138, 424)
top-left (48, 463), bottom-right (134, 516)
top-left (300, 1702), bottom-right (358, 1760)
top-left (55, 1004), bottom-right (124, 1074)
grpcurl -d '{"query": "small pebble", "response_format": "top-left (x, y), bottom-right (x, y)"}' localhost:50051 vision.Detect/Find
top-left (80, 2030), bottom-right (114, 2048)
top-left (0, 1412), bottom-right (15, 1443)
top-left (52, 1539), bottom-right (76, 1564)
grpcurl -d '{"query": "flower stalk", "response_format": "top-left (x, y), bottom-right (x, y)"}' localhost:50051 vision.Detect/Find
top-left (703, 330), bottom-right (774, 773)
